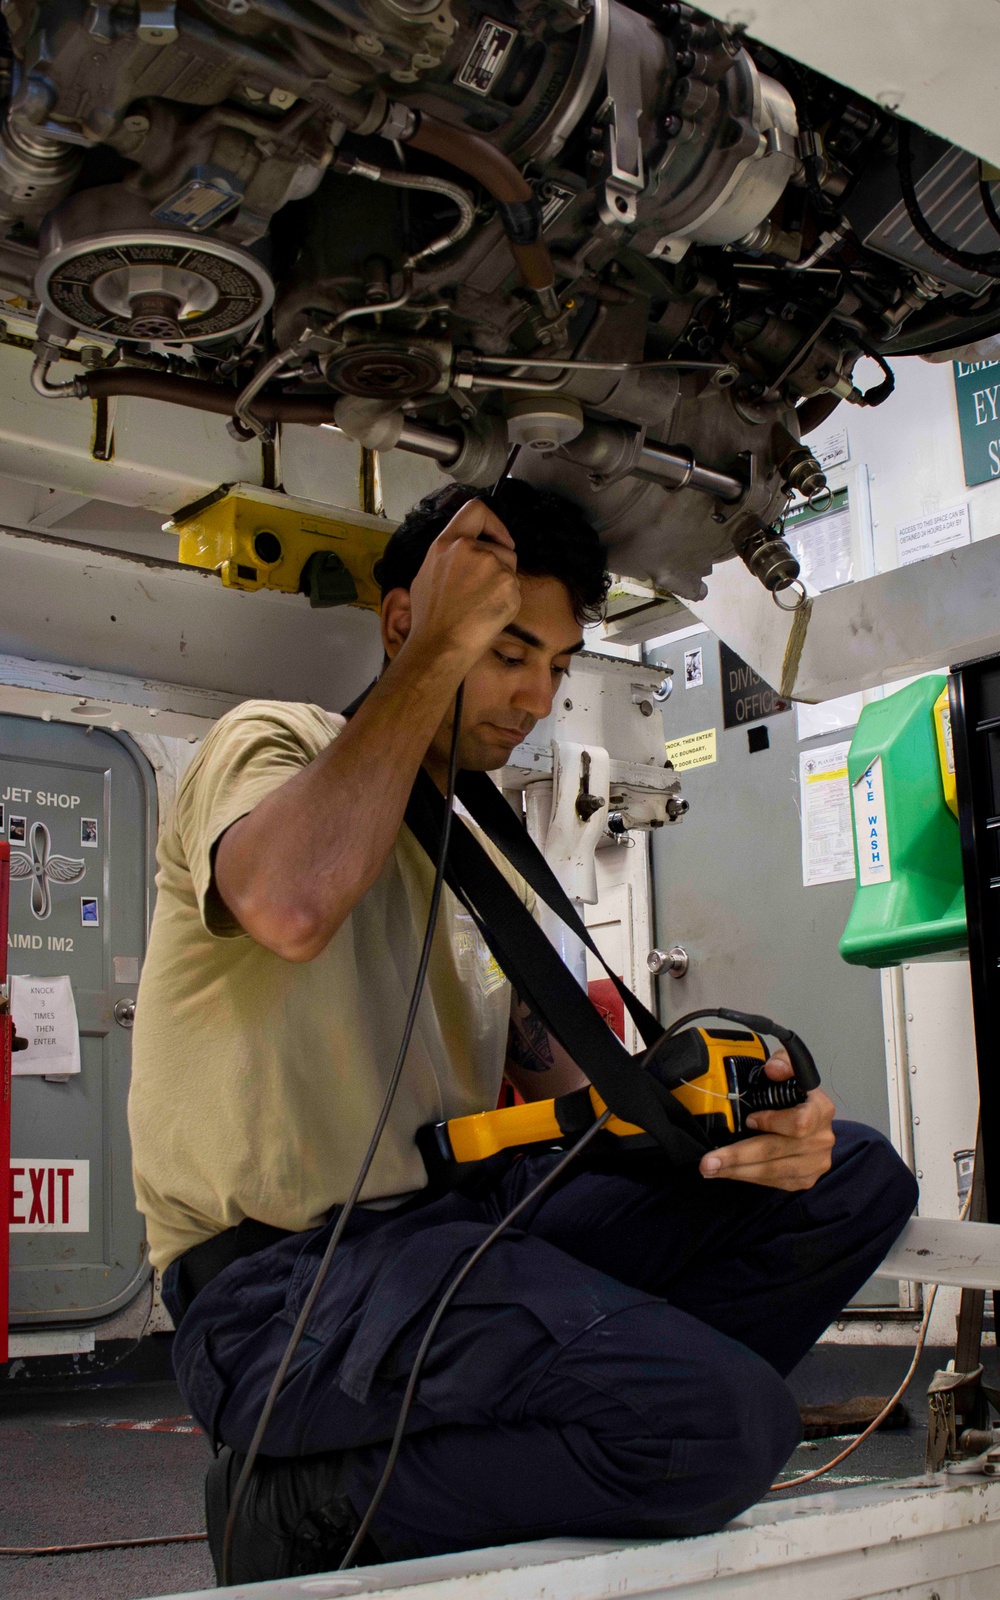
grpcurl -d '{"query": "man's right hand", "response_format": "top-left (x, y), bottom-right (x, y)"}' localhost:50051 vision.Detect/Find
top-left (404, 498), bottom-right (520, 669)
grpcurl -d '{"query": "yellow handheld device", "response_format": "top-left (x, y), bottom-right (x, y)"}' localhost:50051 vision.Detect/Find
top-left (418, 1021), bottom-right (813, 1187)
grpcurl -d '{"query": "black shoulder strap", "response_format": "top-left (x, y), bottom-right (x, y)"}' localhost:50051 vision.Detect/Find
top-left (342, 683), bottom-right (707, 1163)
top-left (455, 769), bottom-right (663, 1048)
top-left (404, 770), bottom-right (708, 1165)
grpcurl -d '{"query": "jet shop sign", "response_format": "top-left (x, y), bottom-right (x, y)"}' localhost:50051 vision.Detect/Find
top-left (719, 642), bottom-right (789, 729)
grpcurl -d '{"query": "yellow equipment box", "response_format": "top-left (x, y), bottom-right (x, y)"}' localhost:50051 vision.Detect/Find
top-left (933, 684), bottom-right (958, 819)
top-left (167, 483), bottom-right (394, 611)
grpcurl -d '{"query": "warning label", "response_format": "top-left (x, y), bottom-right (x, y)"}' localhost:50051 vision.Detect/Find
top-left (664, 728), bottom-right (717, 772)
top-left (456, 19), bottom-right (516, 94)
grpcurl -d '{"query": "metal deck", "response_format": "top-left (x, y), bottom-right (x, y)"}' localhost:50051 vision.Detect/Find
top-left (2, 1350), bottom-right (997, 1600)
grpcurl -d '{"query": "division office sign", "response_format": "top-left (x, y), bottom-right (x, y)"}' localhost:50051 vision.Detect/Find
top-left (719, 641), bottom-right (789, 730)
top-left (953, 359), bottom-right (1000, 485)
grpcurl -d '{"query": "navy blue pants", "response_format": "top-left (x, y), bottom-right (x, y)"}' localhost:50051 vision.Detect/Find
top-left (166, 1122), bottom-right (916, 1561)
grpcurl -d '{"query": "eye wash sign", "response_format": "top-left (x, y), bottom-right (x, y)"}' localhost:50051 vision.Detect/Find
top-left (954, 358), bottom-right (1000, 485)
top-left (852, 759), bottom-right (891, 886)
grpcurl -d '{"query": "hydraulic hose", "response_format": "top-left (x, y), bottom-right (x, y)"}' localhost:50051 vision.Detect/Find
top-left (333, 153), bottom-right (475, 270)
top-left (401, 113), bottom-right (558, 314)
top-left (79, 367), bottom-right (340, 422)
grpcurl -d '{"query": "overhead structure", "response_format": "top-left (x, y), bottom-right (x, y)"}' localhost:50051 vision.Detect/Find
top-left (1, 2), bottom-right (1000, 597)
top-left (696, 0), bottom-right (1000, 169)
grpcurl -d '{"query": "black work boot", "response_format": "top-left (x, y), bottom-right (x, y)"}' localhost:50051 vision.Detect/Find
top-left (205, 1446), bottom-right (383, 1585)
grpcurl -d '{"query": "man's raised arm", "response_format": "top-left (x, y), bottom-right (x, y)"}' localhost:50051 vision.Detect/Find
top-left (214, 499), bottom-right (518, 962)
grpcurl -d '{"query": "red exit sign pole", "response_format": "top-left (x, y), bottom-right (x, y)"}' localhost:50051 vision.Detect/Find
top-left (0, 841), bottom-right (11, 1365)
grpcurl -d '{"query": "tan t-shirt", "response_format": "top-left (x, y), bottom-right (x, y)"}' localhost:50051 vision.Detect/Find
top-left (128, 700), bottom-right (527, 1270)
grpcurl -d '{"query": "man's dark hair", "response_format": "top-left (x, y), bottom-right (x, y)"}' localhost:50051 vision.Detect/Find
top-left (377, 480), bottom-right (610, 626)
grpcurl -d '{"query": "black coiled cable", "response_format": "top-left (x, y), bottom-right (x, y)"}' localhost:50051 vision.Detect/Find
top-left (740, 1079), bottom-right (804, 1113)
top-left (220, 684), bottom-right (465, 1585)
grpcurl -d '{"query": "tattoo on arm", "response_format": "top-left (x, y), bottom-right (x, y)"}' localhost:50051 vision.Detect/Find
top-left (507, 1004), bottom-right (556, 1073)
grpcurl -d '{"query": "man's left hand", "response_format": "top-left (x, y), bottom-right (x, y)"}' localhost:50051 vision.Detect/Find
top-left (699, 1047), bottom-right (836, 1191)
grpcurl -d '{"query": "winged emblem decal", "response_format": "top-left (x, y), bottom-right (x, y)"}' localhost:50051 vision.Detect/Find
top-left (10, 821), bottom-right (86, 919)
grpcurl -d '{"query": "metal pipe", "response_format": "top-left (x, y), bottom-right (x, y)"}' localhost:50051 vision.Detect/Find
top-left (234, 335), bottom-right (314, 436)
top-left (633, 441), bottom-right (743, 502)
top-left (234, 0), bottom-right (350, 51)
top-left (30, 354), bottom-right (78, 397)
top-left (334, 154), bottom-right (475, 269)
top-left (456, 352), bottom-right (738, 395)
top-left (63, 368), bottom-right (734, 500)
top-left (464, 370), bottom-right (570, 393)
top-left (459, 354), bottom-right (736, 375)
top-left (74, 369), bottom-right (465, 467)
top-left (396, 420), bottom-right (462, 464)
top-left (233, 273), bottom-right (414, 434)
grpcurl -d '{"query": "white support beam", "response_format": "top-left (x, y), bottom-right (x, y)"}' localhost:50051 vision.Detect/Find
top-left (0, 527), bottom-right (383, 705)
top-left (0, 654), bottom-right (242, 740)
top-left (882, 1217), bottom-right (1000, 1293)
top-left (0, 343), bottom-right (262, 513)
top-left (698, 0), bottom-right (1000, 165)
top-left (24, 490), bottom-right (92, 530)
top-left (687, 535), bottom-right (1000, 702)
top-left (156, 1477), bottom-right (1000, 1600)
top-left (0, 342), bottom-right (447, 526)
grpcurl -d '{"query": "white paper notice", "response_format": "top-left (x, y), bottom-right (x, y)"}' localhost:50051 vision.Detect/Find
top-left (786, 501), bottom-right (854, 592)
top-left (796, 692), bottom-right (865, 743)
top-left (800, 742), bottom-right (855, 887)
top-left (896, 503), bottom-right (970, 566)
top-left (10, 975), bottom-right (81, 1077)
top-left (852, 757), bottom-right (892, 886)
top-left (812, 426), bottom-right (850, 470)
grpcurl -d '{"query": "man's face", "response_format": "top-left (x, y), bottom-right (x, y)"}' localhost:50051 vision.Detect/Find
top-left (429, 573), bottom-right (584, 773)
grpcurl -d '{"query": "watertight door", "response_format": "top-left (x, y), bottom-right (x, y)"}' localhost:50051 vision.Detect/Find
top-left (2, 715), bottom-right (156, 1324)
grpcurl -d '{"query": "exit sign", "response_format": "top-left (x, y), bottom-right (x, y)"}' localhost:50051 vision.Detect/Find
top-left (953, 359), bottom-right (1000, 485)
top-left (9, 1159), bottom-right (89, 1231)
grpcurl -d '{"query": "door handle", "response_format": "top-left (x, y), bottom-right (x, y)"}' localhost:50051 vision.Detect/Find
top-left (647, 946), bottom-right (689, 979)
top-left (113, 998), bottom-right (136, 1029)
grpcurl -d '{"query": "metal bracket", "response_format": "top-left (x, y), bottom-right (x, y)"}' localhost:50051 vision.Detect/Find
top-left (547, 740), bottom-right (610, 905)
top-left (596, 27), bottom-right (645, 229)
top-left (927, 1366), bottom-right (989, 1472)
top-left (575, 749), bottom-right (606, 821)
top-left (137, 0), bottom-right (177, 44)
top-left (90, 392), bottom-right (115, 463)
top-left (704, 449), bottom-right (774, 532)
top-left (84, 3), bottom-right (114, 42)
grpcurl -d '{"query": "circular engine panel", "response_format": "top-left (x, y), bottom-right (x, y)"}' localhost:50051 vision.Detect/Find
top-left (36, 233), bottom-right (273, 344)
top-left (324, 343), bottom-right (443, 398)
